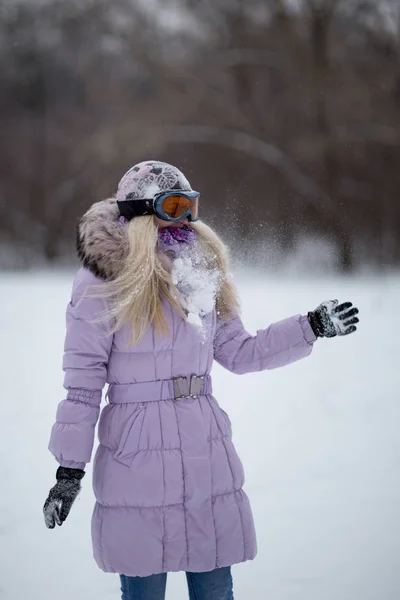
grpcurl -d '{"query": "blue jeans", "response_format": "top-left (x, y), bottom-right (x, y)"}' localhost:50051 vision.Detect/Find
top-left (120, 567), bottom-right (234, 600)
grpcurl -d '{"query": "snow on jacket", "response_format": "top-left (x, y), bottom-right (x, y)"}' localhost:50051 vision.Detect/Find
top-left (48, 198), bottom-right (317, 577)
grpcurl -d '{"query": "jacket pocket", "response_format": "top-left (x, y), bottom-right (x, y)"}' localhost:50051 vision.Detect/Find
top-left (114, 405), bottom-right (146, 467)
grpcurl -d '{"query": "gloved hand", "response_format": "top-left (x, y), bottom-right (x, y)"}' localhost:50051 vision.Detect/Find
top-left (308, 300), bottom-right (359, 338)
top-left (43, 466), bottom-right (85, 529)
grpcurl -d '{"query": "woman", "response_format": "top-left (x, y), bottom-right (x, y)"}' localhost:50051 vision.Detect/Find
top-left (43, 160), bottom-right (359, 600)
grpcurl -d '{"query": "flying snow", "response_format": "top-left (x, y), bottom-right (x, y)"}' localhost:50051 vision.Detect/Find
top-left (171, 243), bottom-right (221, 332)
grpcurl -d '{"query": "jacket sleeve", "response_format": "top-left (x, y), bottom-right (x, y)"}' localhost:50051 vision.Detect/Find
top-left (213, 311), bottom-right (316, 374)
top-left (48, 267), bottom-right (114, 470)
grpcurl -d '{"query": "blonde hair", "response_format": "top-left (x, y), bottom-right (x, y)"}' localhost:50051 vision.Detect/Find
top-left (90, 216), bottom-right (240, 346)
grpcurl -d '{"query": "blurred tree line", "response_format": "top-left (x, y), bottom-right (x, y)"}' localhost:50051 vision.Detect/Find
top-left (0, 0), bottom-right (399, 270)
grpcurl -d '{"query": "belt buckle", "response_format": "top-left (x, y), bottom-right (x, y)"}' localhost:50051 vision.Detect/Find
top-left (173, 376), bottom-right (190, 400)
top-left (173, 375), bottom-right (205, 400)
top-left (189, 374), bottom-right (204, 398)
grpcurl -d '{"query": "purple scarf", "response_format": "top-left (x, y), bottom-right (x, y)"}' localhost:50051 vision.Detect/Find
top-left (157, 224), bottom-right (197, 250)
top-left (119, 217), bottom-right (197, 250)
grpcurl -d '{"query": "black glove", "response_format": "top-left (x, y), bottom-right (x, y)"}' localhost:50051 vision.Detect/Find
top-left (308, 300), bottom-right (359, 338)
top-left (43, 466), bottom-right (85, 529)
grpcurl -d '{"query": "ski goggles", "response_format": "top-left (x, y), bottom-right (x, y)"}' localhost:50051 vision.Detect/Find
top-left (117, 190), bottom-right (200, 223)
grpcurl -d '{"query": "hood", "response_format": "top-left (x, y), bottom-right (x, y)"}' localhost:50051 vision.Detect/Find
top-left (76, 198), bottom-right (188, 280)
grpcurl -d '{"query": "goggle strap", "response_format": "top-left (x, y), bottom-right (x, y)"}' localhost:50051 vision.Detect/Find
top-left (118, 192), bottom-right (199, 221)
top-left (117, 198), bottom-right (155, 221)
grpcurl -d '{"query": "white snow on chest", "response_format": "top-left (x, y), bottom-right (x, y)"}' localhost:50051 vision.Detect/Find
top-left (170, 246), bottom-right (220, 331)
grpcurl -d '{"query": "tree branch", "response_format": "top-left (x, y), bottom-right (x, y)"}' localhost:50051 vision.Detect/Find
top-left (159, 125), bottom-right (337, 214)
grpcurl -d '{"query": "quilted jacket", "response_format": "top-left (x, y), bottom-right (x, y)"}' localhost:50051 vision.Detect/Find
top-left (48, 199), bottom-right (316, 576)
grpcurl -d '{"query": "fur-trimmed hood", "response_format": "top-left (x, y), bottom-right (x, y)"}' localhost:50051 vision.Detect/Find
top-left (76, 198), bottom-right (127, 280)
top-left (76, 198), bottom-right (182, 280)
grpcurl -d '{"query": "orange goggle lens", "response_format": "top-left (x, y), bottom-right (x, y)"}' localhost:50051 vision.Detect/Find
top-left (161, 195), bottom-right (198, 220)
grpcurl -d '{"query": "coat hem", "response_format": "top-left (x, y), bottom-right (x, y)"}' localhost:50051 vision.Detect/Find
top-left (94, 552), bottom-right (258, 577)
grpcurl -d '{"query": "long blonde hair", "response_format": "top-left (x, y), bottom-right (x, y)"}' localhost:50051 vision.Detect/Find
top-left (90, 216), bottom-right (240, 346)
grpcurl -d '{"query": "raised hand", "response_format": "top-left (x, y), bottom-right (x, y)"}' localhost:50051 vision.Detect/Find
top-left (308, 300), bottom-right (359, 338)
top-left (43, 466), bottom-right (85, 529)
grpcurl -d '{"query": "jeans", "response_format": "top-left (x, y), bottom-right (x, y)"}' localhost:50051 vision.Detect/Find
top-left (120, 566), bottom-right (234, 600)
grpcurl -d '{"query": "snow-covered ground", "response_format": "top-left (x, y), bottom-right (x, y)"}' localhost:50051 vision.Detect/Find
top-left (1, 269), bottom-right (399, 600)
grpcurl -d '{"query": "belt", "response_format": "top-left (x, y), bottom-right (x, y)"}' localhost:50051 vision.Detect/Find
top-left (106, 374), bottom-right (212, 404)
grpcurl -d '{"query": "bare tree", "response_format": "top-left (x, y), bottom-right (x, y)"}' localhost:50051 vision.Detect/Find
top-left (0, 0), bottom-right (399, 269)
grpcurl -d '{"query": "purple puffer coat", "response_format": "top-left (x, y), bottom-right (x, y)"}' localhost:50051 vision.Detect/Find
top-left (48, 200), bottom-right (316, 577)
